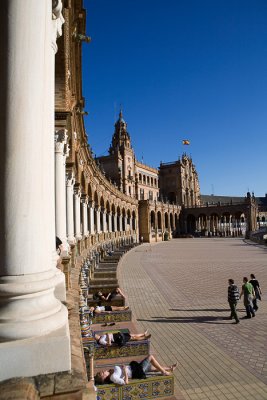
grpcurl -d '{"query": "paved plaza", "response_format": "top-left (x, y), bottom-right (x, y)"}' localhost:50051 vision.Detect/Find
top-left (118, 238), bottom-right (267, 400)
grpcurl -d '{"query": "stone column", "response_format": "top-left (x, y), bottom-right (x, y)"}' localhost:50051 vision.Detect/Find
top-left (89, 201), bottom-right (95, 234)
top-left (74, 185), bottom-right (82, 240)
top-left (55, 129), bottom-right (69, 253)
top-left (114, 213), bottom-right (118, 232)
top-left (96, 206), bottom-right (101, 233)
top-left (0, 0), bottom-right (70, 380)
top-left (82, 196), bottom-right (89, 237)
top-left (102, 209), bottom-right (107, 232)
top-left (66, 170), bottom-right (76, 245)
top-left (108, 213), bottom-right (112, 232)
top-left (124, 216), bottom-right (128, 231)
top-left (119, 215), bottom-right (123, 232)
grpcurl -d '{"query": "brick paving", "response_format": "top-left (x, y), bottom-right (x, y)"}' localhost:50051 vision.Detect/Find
top-left (118, 238), bottom-right (267, 400)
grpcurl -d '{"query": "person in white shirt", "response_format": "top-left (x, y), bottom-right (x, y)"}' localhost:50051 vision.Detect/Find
top-left (94, 355), bottom-right (177, 386)
top-left (95, 330), bottom-right (151, 347)
top-left (90, 305), bottom-right (129, 314)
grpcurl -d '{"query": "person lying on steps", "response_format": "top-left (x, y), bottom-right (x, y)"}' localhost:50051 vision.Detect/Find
top-left (94, 355), bottom-right (178, 386)
top-left (94, 329), bottom-right (151, 347)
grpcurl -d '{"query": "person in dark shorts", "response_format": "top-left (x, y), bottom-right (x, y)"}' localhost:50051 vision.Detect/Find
top-left (94, 355), bottom-right (177, 385)
top-left (249, 274), bottom-right (262, 311)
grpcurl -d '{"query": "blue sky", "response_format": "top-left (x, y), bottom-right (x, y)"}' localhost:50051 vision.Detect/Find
top-left (82, 0), bottom-right (267, 197)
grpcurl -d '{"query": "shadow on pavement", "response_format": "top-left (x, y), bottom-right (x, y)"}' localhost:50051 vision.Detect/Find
top-left (137, 315), bottom-right (231, 324)
top-left (169, 308), bottom-right (229, 312)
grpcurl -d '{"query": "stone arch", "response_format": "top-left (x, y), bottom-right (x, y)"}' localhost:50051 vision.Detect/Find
top-left (164, 212), bottom-right (169, 229)
top-left (170, 213), bottom-right (174, 230)
top-left (132, 210), bottom-right (136, 230)
top-left (81, 171), bottom-right (86, 194)
top-left (174, 213), bottom-right (178, 228)
top-left (127, 209), bottom-right (131, 230)
top-left (116, 205), bottom-right (121, 231)
top-left (150, 210), bottom-right (155, 230)
top-left (157, 211), bottom-right (162, 229)
top-left (88, 183), bottom-right (93, 201)
top-left (187, 214), bottom-right (196, 234)
top-left (122, 208), bottom-right (126, 231)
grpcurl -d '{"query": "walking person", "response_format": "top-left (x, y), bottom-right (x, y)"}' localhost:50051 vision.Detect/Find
top-left (240, 277), bottom-right (255, 319)
top-left (228, 279), bottom-right (240, 324)
top-left (249, 274), bottom-right (262, 312)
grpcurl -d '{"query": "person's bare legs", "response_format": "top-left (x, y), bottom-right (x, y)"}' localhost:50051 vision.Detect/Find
top-left (111, 305), bottom-right (129, 311)
top-left (116, 287), bottom-right (126, 299)
top-left (148, 355), bottom-right (177, 375)
top-left (130, 331), bottom-right (151, 341)
top-left (130, 330), bottom-right (151, 340)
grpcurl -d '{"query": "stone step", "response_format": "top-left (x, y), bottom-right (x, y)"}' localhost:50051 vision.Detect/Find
top-left (93, 271), bottom-right (117, 279)
top-left (101, 258), bottom-right (120, 263)
top-left (89, 284), bottom-right (119, 294)
top-left (90, 278), bottom-right (118, 285)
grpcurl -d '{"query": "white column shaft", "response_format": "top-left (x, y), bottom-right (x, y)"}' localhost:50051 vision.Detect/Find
top-left (114, 213), bottom-right (117, 232)
top-left (66, 175), bottom-right (75, 244)
top-left (0, 0), bottom-right (70, 378)
top-left (89, 205), bottom-right (95, 234)
top-left (82, 200), bottom-right (89, 236)
top-left (103, 211), bottom-right (107, 232)
top-left (109, 214), bottom-right (112, 232)
top-left (55, 131), bottom-right (68, 251)
top-left (74, 191), bottom-right (82, 239)
top-left (96, 209), bottom-right (101, 233)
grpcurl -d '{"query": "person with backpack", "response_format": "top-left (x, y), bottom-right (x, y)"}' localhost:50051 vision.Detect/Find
top-left (240, 277), bottom-right (255, 319)
top-left (228, 279), bottom-right (240, 324)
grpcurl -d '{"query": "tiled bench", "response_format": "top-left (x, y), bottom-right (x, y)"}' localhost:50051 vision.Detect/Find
top-left (85, 310), bottom-right (132, 324)
top-left (95, 374), bottom-right (174, 400)
top-left (85, 329), bottom-right (150, 360)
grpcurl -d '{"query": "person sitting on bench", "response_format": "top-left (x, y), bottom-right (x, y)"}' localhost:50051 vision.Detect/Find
top-left (90, 305), bottom-right (129, 314)
top-left (95, 330), bottom-right (151, 347)
top-left (93, 287), bottom-right (126, 302)
top-left (94, 355), bottom-right (177, 385)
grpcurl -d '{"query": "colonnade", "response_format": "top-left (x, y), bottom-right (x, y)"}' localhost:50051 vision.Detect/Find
top-left (54, 131), bottom-right (138, 254)
top-left (0, 0), bottom-right (70, 380)
top-left (189, 214), bottom-right (246, 236)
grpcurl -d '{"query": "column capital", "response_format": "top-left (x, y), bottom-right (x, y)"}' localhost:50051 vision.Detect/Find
top-left (55, 129), bottom-right (68, 154)
top-left (81, 194), bottom-right (88, 204)
top-left (66, 170), bottom-right (75, 186)
top-left (74, 184), bottom-right (81, 197)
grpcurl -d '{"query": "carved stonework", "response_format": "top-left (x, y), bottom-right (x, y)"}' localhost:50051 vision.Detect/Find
top-left (66, 170), bottom-right (75, 187)
top-left (55, 129), bottom-right (68, 154)
top-left (52, 0), bottom-right (65, 53)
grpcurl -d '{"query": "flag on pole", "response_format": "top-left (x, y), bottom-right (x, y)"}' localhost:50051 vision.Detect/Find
top-left (182, 139), bottom-right (190, 145)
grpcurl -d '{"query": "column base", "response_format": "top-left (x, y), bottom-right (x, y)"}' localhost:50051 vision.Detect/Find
top-left (0, 323), bottom-right (71, 381)
top-left (54, 269), bottom-right (67, 302)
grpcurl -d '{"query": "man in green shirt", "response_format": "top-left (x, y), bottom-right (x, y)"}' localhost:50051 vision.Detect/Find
top-left (240, 277), bottom-right (255, 318)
